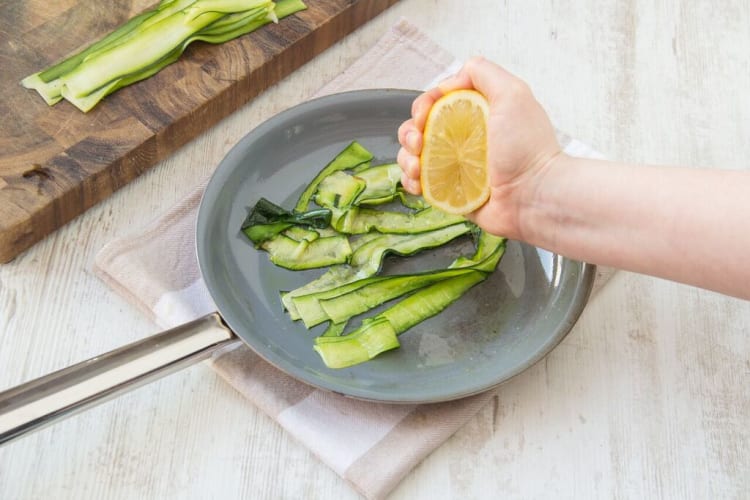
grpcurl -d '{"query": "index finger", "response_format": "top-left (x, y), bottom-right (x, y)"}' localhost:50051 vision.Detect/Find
top-left (411, 87), bottom-right (443, 131)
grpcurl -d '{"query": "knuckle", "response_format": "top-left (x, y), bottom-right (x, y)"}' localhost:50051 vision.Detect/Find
top-left (397, 121), bottom-right (410, 142)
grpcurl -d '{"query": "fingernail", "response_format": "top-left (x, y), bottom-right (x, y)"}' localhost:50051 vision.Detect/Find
top-left (407, 156), bottom-right (420, 177)
top-left (408, 177), bottom-right (422, 195)
top-left (439, 74), bottom-right (457, 86)
top-left (437, 74), bottom-right (458, 92)
top-left (406, 131), bottom-right (419, 151)
top-left (401, 173), bottom-right (413, 190)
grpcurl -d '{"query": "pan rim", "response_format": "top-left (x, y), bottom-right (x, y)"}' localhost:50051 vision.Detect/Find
top-left (196, 88), bottom-right (596, 403)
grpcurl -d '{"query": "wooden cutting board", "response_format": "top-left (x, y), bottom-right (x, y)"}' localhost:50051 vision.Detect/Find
top-left (0, 0), bottom-right (399, 263)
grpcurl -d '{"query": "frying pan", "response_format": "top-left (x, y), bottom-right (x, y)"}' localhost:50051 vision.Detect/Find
top-left (0, 89), bottom-right (595, 445)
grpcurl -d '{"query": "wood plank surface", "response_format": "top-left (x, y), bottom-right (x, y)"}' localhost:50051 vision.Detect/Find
top-left (0, 0), bottom-right (399, 263)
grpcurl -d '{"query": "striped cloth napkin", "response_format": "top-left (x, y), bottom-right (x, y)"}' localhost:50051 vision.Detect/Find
top-left (94, 19), bottom-right (614, 499)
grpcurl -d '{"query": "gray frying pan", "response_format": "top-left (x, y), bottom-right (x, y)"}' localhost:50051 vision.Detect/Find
top-left (0, 89), bottom-right (595, 445)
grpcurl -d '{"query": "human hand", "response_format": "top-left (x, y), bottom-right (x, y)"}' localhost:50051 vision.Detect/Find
top-left (397, 57), bottom-right (562, 239)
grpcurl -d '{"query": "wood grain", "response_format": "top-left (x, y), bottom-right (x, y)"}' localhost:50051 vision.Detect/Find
top-left (0, 0), bottom-right (399, 263)
top-left (0, 1), bottom-right (748, 499)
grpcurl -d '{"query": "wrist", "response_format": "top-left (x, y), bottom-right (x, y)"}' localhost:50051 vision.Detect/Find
top-left (514, 151), bottom-right (570, 247)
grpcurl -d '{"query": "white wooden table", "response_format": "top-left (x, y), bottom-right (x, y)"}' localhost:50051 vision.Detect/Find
top-left (1, 1), bottom-right (748, 498)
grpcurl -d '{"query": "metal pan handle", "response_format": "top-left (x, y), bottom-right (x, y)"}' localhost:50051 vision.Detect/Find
top-left (0, 313), bottom-right (238, 445)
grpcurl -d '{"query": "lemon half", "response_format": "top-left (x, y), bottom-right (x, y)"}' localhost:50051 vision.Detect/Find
top-left (420, 89), bottom-right (490, 215)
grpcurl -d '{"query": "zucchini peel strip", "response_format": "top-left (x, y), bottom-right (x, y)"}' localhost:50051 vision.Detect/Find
top-left (242, 141), bottom-right (507, 368)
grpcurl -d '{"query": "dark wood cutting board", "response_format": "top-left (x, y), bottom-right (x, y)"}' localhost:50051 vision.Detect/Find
top-left (0, 0), bottom-right (399, 263)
